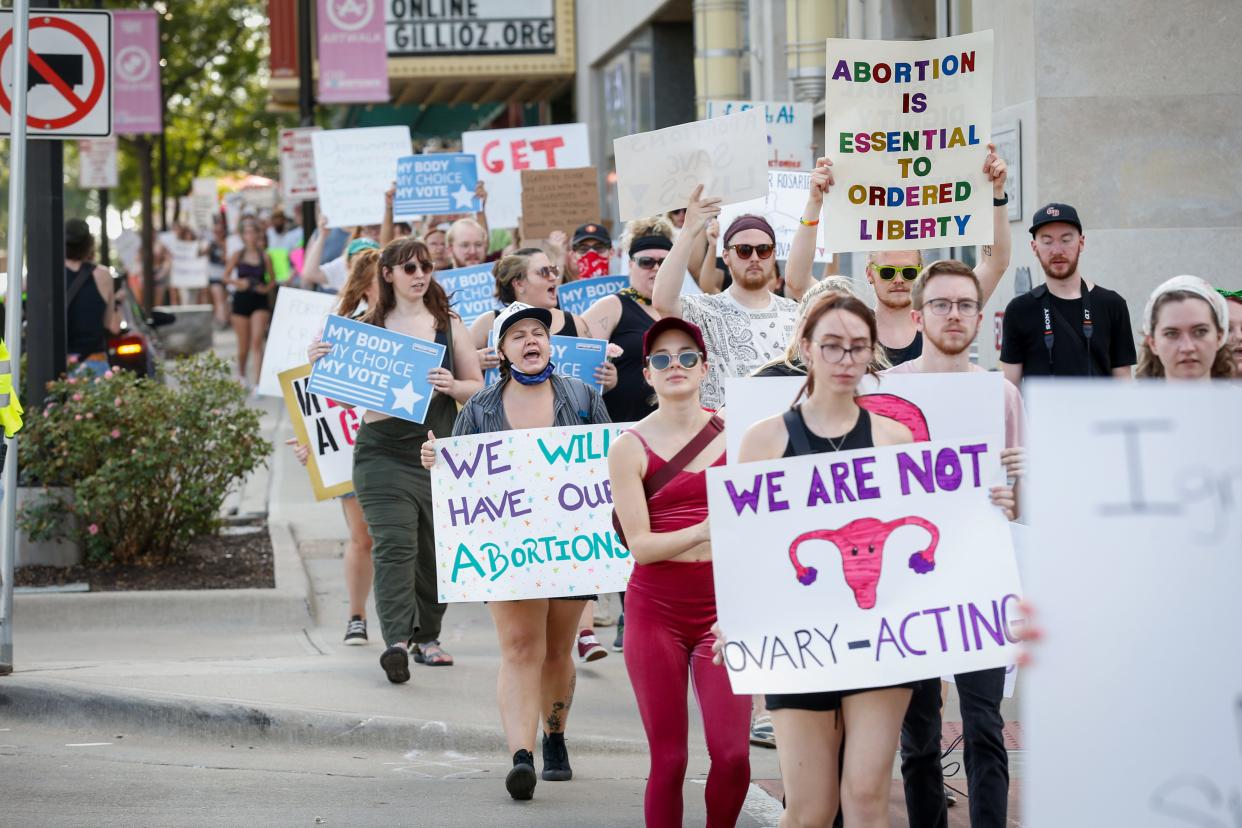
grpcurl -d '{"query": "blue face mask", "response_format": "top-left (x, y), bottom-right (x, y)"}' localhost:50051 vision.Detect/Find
top-left (510, 362), bottom-right (555, 385)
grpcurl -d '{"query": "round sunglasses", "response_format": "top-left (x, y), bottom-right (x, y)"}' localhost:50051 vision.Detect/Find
top-left (646, 351), bottom-right (703, 371)
top-left (396, 260), bottom-right (434, 275)
top-left (726, 243), bottom-right (775, 260)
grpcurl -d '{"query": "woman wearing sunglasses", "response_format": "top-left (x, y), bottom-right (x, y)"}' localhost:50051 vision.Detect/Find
top-left (309, 238), bottom-right (482, 682)
top-left (608, 317), bottom-right (750, 828)
top-left (421, 302), bottom-right (611, 802)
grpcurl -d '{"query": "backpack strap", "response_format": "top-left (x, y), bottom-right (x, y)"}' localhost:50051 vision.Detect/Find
top-left (642, 415), bottom-right (724, 498)
top-left (782, 407), bottom-right (812, 456)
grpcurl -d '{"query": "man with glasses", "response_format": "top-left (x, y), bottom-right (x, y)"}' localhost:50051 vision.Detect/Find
top-left (999, 203), bottom-right (1136, 381)
top-left (784, 147), bottom-right (1012, 366)
top-left (654, 186), bottom-right (798, 410)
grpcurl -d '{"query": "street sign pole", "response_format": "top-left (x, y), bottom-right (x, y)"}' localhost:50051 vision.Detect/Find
top-left (1, 0), bottom-right (32, 677)
top-left (94, 0), bottom-right (108, 268)
top-left (297, 0), bottom-right (315, 249)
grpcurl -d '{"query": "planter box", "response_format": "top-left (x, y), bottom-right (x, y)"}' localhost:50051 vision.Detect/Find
top-left (15, 487), bottom-right (82, 568)
top-left (153, 304), bottom-right (214, 357)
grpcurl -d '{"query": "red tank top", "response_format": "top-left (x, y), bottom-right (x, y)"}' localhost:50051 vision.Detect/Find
top-left (629, 429), bottom-right (726, 533)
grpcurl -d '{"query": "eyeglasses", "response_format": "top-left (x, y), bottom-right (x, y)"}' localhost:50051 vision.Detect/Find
top-left (632, 256), bottom-right (666, 270)
top-left (817, 342), bottom-right (873, 364)
top-left (726, 243), bottom-right (775, 260)
top-left (398, 260), bottom-right (433, 275)
top-left (923, 298), bottom-right (981, 316)
top-left (646, 351), bottom-right (702, 371)
top-left (531, 265), bottom-right (560, 279)
top-left (874, 265), bottom-right (920, 281)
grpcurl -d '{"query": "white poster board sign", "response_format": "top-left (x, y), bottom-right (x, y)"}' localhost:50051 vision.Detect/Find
top-left (1023, 382), bottom-right (1242, 828)
top-left (461, 123), bottom-right (590, 229)
top-left (430, 423), bottom-right (635, 602)
top-left (78, 137), bottom-right (118, 189)
top-left (280, 126), bottom-right (321, 204)
top-left (169, 238), bottom-right (208, 288)
top-left (705, 100), bottom-right (814, 171)
top-left (822, 31), bottom-right (994, 252)
top-left (613, 108), bottom-right (769, 222)
top-left (708, 437), bottom-right (1021, 694)
top-left (278, 364), bottom-right (363, 500)
top-left (716, 170), bottom-right (831, 262)
top-left (311, 126), bottom-right (412, 228)
top-left (189, 177), bottom-right (218, 235)
top-left (256, 287), bottom-right (339, 397)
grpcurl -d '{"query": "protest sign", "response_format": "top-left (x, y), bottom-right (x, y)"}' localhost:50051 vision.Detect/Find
top-left (715, 170), bottom-right (831, 262)
top-left (394, 153), bottom-right (479, 217)
top-left (280, 126), bottom-right (320, 203)
top-left (556, 275), bottom-right (627, 316)
top-left (435, 263), bottom-right (502, 325)
top-left (708, 436), bottom-right (1021, 694)
top-left (724, 372), bottom-right (1007, 467)
top-left (257, 287), bottom-right (338, 397)
top-left (115, 230), bottom-right (141, 272)
top-left (308, 314), bottom-right (445, 423)
top-left (312, 126), bottom-right (412, 228)
top-left (519, 167), bottom-right (599, 240)
top-left (1022, 383), bottom-right (1242, 827)
top-left (269, 248), bottom-right (292, 283)
top-left (169, 238), bottom-right (208, 289)
top-left (189, 177), bottom-right (217, 235)
top-left (705, 100), bottom-right (814, 170)
top-left (278, 364), bottom-right (363, 500)
top-left (431, 423), bottom-right (634, 602)
top-left (613, 108), bottom-right (769, 222)
top-left (823, 31), bottom-right (994, 252)
top-left (461, 123), bottom-right (590, 228)
top-left (484, 333), bottom-right (607, 391)
top-left (78, 137), bottom-right (118, 189)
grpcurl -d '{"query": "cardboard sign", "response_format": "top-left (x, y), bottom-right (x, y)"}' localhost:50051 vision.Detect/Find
top-left (308, 314), bottom-right (445, 423)
top-left (705, 100), bottom-right (814, 171)
top-left (280, 126), bottom-right (320, 204)
top-left (257, 287), bottom-right (339, 397)
top-left (519, 167), bottom-right (599, 240)
top-left (715, 170), bottom-right (831, 262)
top-left (312, 126), bottom-right (412, 228)
top-left (78, 137), bottom-right (118, 189)
top-left (556, 275), bottom-right (628, 316)
top-left (708, 437), bottom-right (1021, 694)
top-left (484, 333), bottom-right (608, 391)
top-left (278, 364), bottom-right (364, 500)
top-left (431, 423), bottom-right (635, 602)
top-left (823, 31), bottom-right (994, 252)
top-left (169, 238), bottom-right (208, 289)
top-left (189, 177), bottom-right (217, 235)
top-left (613, 108), bottom-right (769, 222)
top-left (394, 153), bottom-right (479, 217)
top-left (461, 123), bottom-right (590, 228)
top-left (1022, 383), bottom-right (1242, 827)
top-left (435, 263), bottom-right (502, 325)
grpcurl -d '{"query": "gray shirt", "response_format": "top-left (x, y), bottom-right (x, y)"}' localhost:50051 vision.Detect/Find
top-left (453, 373), bottom-right (611, 436)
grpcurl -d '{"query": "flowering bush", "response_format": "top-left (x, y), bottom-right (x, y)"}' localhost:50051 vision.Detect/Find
top-left (20, 353), bottom-right (271, 565)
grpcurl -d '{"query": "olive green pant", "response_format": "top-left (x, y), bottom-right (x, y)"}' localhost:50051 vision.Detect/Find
top-left (352, 418), bottom-right (446, 648)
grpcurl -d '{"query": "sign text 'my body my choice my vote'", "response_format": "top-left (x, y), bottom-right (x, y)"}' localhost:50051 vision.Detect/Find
top-left (394, 152), bottom-right (479, 216)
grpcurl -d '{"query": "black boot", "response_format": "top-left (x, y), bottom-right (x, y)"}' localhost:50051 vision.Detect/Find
top-left (506, 749), bottom-right (537, 800)
top-left (542, 732), bottom-right (572, 781)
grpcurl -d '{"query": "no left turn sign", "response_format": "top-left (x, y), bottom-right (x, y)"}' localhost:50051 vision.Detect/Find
top-left (0, 10), bottom-right (112, 139)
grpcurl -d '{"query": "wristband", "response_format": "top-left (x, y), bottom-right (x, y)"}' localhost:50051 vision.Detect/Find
top-left (993, 194), bottom-right (1009, 206)
top-left (798, 217), bottom-right (821, 227)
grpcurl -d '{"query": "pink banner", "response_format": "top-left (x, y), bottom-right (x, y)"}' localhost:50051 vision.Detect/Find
top-left (113, 10), bottom-right (162, 135)
top-left (316, 0), bottom-right (389, 104)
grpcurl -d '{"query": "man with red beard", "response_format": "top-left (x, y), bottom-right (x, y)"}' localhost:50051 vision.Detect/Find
top-left (1000, 204), bottom-right (1136, 381)
top-left (654, 186), bottom-right (798, 410)
top-left (884, 259), bottom-right (1024, 828)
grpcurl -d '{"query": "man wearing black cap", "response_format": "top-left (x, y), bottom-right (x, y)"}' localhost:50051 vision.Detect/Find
top-left (568, 223), bottom-right (613, 279)
top-left (999, 204), bottom-right (1136, 382)
top-left (63, 218), bottom-right (121, 376)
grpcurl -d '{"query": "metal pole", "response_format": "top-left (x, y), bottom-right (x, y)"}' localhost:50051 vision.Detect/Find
top-left (94, 0), bottom-right (108, 268)
top-left (297, 0), bottom-right (316, 249)
top-left (1, 0), bottom-right (33, 676)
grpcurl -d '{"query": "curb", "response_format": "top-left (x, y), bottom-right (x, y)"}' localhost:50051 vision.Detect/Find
top-left (0, 675), bottom-right (649, 756)
top-left (12, 521), bottom-right (312, 630)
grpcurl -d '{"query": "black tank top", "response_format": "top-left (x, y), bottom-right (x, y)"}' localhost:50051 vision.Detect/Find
top-left (556, 312), bottom-right (578, 338)
top-left (603, 294), bottom-right (657, 423)
top-left (65, 261), bottom-right (107, 355)
top-left (782, 405), bottom-right (874, 457)
top-left (882, 331), bottom-right (923, 366)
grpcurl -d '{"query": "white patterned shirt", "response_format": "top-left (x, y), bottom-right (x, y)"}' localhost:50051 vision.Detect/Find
top-left (681, 290), bottom-right (798, 410)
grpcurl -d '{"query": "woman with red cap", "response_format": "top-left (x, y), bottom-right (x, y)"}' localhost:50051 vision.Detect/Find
top-left (609, 317), bottom-right (750, 828)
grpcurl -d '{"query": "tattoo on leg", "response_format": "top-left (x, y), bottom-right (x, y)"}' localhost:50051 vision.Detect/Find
top-left (545, 674), bottom-right (577, 733)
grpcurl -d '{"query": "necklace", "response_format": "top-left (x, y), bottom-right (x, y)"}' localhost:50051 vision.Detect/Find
top-left (618, 287), bottom-right (651, 305)
top-left (799, 404), bottom-right (853, 452)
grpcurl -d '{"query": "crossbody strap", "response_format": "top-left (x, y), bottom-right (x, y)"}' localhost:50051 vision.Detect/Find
top-left (642, 415), bottom-right (723, 497)
top-left (66, 266), bottom-right (94, 306)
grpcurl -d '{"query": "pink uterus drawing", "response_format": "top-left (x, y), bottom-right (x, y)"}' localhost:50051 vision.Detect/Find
top-left (788, 517), bottom-right (941, 609)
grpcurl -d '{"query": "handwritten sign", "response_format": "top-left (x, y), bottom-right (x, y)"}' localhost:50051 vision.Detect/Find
top-left (431, 423), bottom-right (634, 602)
top-left (189, 177), bottom-right (217, 235)
top-left (461, 123), bottom-right (590, 228)
top-left (280, 126), bottom-right (320, 204)
top-left (823, 31), bottom-right (993, 252)
top-left (715, 170), bottom-right (832, 262)
top-left (435, 263), bottom-right (502, 325)
top-left (484, 333), bottom-right (608, 391)
top-left (613, 108), bottom-right (769, 222)
top-left (556, 275), bottom-right (628, 316)
top-left (278, 364), bottom-right (363, 500)
top-left (394, 153), bottom-right (479, 217)
top-left (708, 437), bottom-right (1021, 694)
top-left (519, 167), bottom-right (600, 239)
top-left (257, 287), bottom-right (339, 397)
top-left (705, 100), bottom-right (814, 170)
top-left (308, 314), bottom-right (445, 423)
top-left (1023, 383), bottom-right (1242, 827)
top-left (312, 126), bottom-right (412, 228)
top-left (169, 239), bottom-right (208, 289)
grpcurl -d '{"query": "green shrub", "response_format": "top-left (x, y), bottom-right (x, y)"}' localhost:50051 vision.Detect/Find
top-left (19, 353), bottom-right (271, 565)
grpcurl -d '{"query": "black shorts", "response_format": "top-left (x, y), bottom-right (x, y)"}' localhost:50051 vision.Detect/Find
top-left (232, 290), bottom-right (269, 317)
top-left (766, 681), bottom-right (919, 712)
top-left (484, 595), bottom-right (597, 605)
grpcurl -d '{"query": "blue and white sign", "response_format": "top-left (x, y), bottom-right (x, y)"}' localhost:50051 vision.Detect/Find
top-left (308, 315), bottom-right (445, 424)
top-left (485, 332), bottom-right (609, 392)
top-left (556, 275), bottom-right (628, 316)
top-left (394, 153), bottom-right (480, 217)
top-left (436, 264), bottom-right (502, 325)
